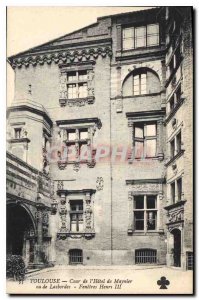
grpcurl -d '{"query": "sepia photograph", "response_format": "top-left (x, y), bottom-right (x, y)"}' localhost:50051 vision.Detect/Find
top-left (5, 5), bottom-right (194, 294)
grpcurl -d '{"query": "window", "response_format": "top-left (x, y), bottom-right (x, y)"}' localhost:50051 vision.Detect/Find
top-left (135, 249), bottom-right (157, 264)
top-left (186, 252), bottom-right (193, 270)
top-left (171, 182), bottom-right (175, 203)
top-left (170, 130), bottom-right (182, 159)
top-left (170, 139), bottom-right (175, 158)
top-left (177, 177), bottom-right (182, 201)
top-left (69, 249), bottom-right (83, 264)
top-left (169, 95), bottom-right (175, 111)
top-left (64, 128), bottom-right (90, 162)
top-left (176, 131), bottom-right (182, 153)
top-left (133, 73), bottom-right (147, 95)
top-left (134, 123), bottom-right (157, 158)
top-left (123, 69), bottom-right (160, 97)
top-left (70, 200), bottom-right (84, 232)
top-left (66, 70), bottom-right (88, 99)
top-left (134, 195), bottom-right (157, 231)
top-left (122, 24), bottom-right (159, 50)
top-left (14, 128), bottom-right (22, 139)
top-left (168, 84), bottom-right (182, 113)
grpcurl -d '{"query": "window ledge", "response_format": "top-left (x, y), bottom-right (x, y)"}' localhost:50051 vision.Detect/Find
top-left (165, 97), bottom-right (185, 124)
top-left (57, 159), bottom-right (96, 170)
top-left (7, 138), bottom-right (30, 144)
top-left (57, 231), bottom-right (95, 240)
top-left (59, 96), bottom-right (95, 107)
top-left (164, 150), bottom-right (184, 167)
top-left (128, 229), bottom-right (164, 236)
top-left (128, 155), bottom-right (164, 163)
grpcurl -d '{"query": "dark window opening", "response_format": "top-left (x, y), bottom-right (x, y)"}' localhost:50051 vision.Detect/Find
top-left (171, 182), bottom-right (175, 203)
top-left (14, 128), bottom-right (22, 139)
top-left (135, 249), bottom-right (157, 264)
top-left (177, 178), bottom-right (182, 201)
top-left (69, 249), bottom-right (83, 264)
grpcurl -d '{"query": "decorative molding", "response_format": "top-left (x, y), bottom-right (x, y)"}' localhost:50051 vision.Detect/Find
top-left (9, 46), bottom-right (112, 69)
top-left (59, 96), bottom-right (95, 107)
top-left (56, 117), bottom-right (102, 129)
top-left (96, 177), bottom-right (104, 191)
top-left (57, 160), bottom-right (67, 170)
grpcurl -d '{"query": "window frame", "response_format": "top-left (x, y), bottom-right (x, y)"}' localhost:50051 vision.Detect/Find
top-left (134, 123), bottom-right (157, 159)
top-left (122, 23), bottom-right (159, 51)
top-left (69, 200), bottom-right (84, 232)
top-left (133, 195), bottom-right (158, 232)
top-left (69, 249), bottom-right (83, 265)
top-left (66, 70), bottom-right (88, 99)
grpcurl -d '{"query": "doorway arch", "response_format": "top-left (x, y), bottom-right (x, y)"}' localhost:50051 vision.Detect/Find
top-left (6, 202), bottom-right (36, 263)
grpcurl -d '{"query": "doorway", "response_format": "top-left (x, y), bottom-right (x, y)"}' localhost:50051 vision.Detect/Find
top-left (171, 228), bottom-right (181, 267)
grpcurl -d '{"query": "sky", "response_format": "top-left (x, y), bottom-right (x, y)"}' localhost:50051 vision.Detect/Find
top-left (6, 6), bottom-right (153, 106)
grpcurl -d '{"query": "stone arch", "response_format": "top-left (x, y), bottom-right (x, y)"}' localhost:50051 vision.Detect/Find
top-left (122, 67), bottom-right (161, 97)
top-left (6, 201), bottom-right (37, 259)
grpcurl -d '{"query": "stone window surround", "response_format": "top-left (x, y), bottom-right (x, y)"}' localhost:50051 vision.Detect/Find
top-left (56, 118), bottom-right (102, 170)
top-left (127, 110), bottom-right (165, 162)
top-left (126, 179), bottom-right (165, 235)
top-left (56, 189), bottom-right (96, 240)
top-left (59, 62), bottom-right (95, 107)
top-left (167, 173), bottom-right (184, 205)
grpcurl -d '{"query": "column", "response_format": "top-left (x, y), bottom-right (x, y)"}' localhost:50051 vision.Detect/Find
top-left (157, 119), bottom-right (164, 160)
top-left (35, 203), bottom-right (44, 266)
top-left (127, 192), bottom-right (134, 234)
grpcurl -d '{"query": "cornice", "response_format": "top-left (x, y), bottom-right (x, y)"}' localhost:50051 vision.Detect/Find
top-left (8, 45), bottom-right (112, 69)
top-left (7, 103), bottom-right (53, 127)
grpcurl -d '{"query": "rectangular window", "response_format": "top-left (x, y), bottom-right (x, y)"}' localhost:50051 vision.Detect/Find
top-left (170, 139), bottom-right (175, 158)
top-left (177, 177), bottom-right (182, 201)
top-left (171, 182), bottom-right (175, 203)
top-left (135, 26), bottom-right (146, 48)
top-left (134, 195), bottom-right (157, 231)
top-left (169, 95), bottom-right (175, 111)
top-left (79, 83), bottom-right (88, 98)
top-left (69, 249), bottom-right (83, 264)
top-left (147, 24), bottom-right (159, 46)
top-left (135, 249), bottom-right (157, 264)
top-left (63, 128), bottom-right (90, 163)
top-left (133, 73), bottom-right (147, 96)
top-left (134, 123), bottom-right (157, 158)
top-left (176, 131), bottom-right (182, 153)
top-left (122, 27), bottom-right (134, 50)
top-left (67, 70), bottom-right (88, 99)
top-left (68, 84), bottom-right (77, 99)
top-left (14, 128), bottom-right (22, 139)
top-left (70, 200), bottom-right (84, 232)
top-left (122, 24), bottom-right (159, 50)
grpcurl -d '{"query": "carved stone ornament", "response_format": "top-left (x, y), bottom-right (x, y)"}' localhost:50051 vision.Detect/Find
top-left (131, 183), bottom-right (160, 192)
top-left (168, 208), bottom-right (184, 223)
top-left (57, 180), bottom-right (64, 190)
top-left (57, 160), bottom-right (67, 170)
top-left (73, 162), bottom-right (80, 172)
top-left (10, 46), bottom-right (112, 69)
top-left (96, 177), bottom-right (104, 191)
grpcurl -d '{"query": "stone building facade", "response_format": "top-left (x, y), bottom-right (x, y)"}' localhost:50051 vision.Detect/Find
top-left (6, 7), bottom-right (193, 270)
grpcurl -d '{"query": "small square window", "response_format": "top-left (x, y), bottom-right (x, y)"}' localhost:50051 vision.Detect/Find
top-left (68, 130), bottom-right (76, 141)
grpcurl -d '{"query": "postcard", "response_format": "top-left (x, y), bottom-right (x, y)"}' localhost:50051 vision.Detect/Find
top-left (6, 6), bottom-right (194, 294)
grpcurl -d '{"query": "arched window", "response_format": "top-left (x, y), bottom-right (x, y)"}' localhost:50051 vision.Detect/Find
top-left (69, 249), bottom-right (83, 264)
top-left (122, 68), bottom-right (160, 97)
top-left (135, 249), bottom-right (157, 264)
